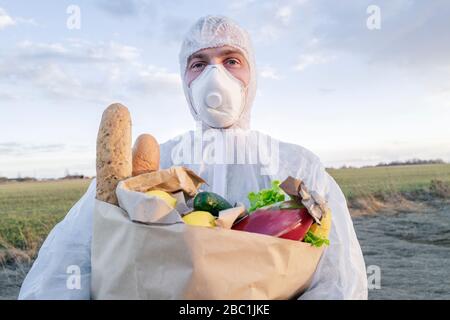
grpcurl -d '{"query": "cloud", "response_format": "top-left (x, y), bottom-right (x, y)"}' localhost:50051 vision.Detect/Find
top-left (131, 64), bottom-right (181, 95)
top-left (33, 63), bottom-right (91, 100)
top-left (0, 58), bottom-right (97, 102)
top-left (236, 0), bottom-right (311, 45)
top-left (231, 0), bottom-right (450, 73)
top-left (0, 7), bottom-right (15, 30)
top-left (229, 0), bottom-right (258, 11)
top-left (259, 66), bottom-right (281, 80)
top-left (86, 41), bottom-right (140, 62)
top-left (321, 141), bottom-right (450, 168)
top-left (257, 24), bottom-right (281, 42)
top-left (96, 0), bottom-right (139, 16)
top-left (300, 0), bottom-right (450, 70)
top-left (0, 7), bottom-right (38, 30)
top-left (318, 88), bottom-right (335, 94)
top-left (160, 15), bottom-right (192, 44)
top-left (95, 0), bottom-right (157, 19)
top-left (0, 92), bottom-right (17, 101)
top-left (294, 53), bottom-right (334, 71)
top-left (15, 17), bottom-right (37, 26)
top-left (0, 142), bottom-right (66, 156)
top-left (275, 5), bottom-right (292, 26)
top-left (0, 39), bottom-right (182, 103)
top-left (16, 39), bottom-right (140, 63)
top-left (18, 40), bottom-right (68, 56)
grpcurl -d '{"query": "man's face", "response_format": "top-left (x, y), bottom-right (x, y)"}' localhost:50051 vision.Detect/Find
top-left (185, 45), bottom-right (250, 88)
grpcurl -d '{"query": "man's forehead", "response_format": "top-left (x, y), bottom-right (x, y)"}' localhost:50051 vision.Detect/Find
top-left (188, 46), bottom-right (245, 61)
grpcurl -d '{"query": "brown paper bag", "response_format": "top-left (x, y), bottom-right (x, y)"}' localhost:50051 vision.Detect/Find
top-left (91, 167), bottom-right (324, 300)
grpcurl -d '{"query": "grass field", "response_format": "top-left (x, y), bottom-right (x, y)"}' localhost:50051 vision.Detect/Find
top-left (1, 164), bottom-right (450, 261)
top-left (327, 164), bottom-right (450, 199)
top-left (0, 179), bottom-right (92, 261)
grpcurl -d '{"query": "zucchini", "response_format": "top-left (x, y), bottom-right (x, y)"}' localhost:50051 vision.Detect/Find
top-left (193, 191), bottom-right (233, 217)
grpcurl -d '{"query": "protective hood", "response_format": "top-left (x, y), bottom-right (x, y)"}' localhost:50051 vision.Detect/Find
top-left (179, 15), bottom-right (257, 130)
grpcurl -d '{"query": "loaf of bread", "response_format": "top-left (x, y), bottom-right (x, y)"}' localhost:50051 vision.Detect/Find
top-left (132, 134), bottom-right (160, 176)
top-left (96, 103), bottom-right (132, 205)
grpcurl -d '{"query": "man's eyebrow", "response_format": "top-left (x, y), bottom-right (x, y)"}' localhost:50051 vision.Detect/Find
top-left (188, 49), bottom-right (245, 63)
top-left (219, 49), bottom-right (244, 57)
top-left (189, 52), bottom-right (209, 61)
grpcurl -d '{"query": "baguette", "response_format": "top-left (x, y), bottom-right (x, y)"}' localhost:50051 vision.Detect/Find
top-left (132, 134), bottom-right (160, 176)
top-left (96, 103), bottom-right (132, 205)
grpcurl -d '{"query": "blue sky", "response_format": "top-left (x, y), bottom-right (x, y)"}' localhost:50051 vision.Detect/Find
top-left (0, 0), bottom-right (449, 178)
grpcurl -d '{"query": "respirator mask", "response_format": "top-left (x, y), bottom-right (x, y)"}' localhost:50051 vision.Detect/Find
top-left (188, 64), bottom-right (246, 129)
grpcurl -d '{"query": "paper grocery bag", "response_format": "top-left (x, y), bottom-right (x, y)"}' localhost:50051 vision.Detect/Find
top-left (91, 167), bottom-right (324, 300)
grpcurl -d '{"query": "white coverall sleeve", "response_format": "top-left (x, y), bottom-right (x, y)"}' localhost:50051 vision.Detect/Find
top-left (299, 171), bottom-right (368, 300)
top-left (18, 179), bottom-right (95, 300)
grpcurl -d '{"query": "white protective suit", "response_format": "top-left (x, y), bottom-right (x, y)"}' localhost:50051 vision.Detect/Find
top-left (19, 15), bottom-right (368, 300)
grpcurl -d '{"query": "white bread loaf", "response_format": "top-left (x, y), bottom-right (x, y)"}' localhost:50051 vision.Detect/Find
top-left (132, 134), bottom-right (160, 176)
top-left (96, 103), bottom-right (132, 205)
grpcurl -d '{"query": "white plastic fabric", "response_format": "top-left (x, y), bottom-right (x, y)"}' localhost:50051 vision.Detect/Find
top-left (19, 15), bottom-right (368, 300)
top-left (180, 15), bottom-right (257, 130)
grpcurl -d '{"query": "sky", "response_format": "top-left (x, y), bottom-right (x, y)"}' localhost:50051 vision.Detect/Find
top-left (0, 0), bottom-right (449, 178)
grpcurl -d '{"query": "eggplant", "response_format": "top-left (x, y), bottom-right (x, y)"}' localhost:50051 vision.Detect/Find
top-left (232, 205), bottom-right (313, 241)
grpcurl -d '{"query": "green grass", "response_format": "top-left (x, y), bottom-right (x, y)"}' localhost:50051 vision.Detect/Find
top-left (0, 179), bottom-right (91, 255)
top-left (327, 164), bottom-right (450, 200)
top-left (1, 164), bottom-right (450, 259)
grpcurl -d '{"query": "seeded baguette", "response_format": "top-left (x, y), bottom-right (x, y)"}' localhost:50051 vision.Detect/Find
top-left (132, 134), bottom-right (160, 176)
top-left (96, 103), bottom-right (132, 205)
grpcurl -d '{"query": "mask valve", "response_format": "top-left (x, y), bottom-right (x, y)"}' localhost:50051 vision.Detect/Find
top-left (205, 92), bottom-right (223, 108)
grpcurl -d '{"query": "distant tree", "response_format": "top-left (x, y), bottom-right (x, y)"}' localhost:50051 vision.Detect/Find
top-left (375, 158), bottom-right (445, 167)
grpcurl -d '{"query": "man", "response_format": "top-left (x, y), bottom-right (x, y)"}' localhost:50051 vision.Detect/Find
top-left (19, 15), bottom-right (368, 299)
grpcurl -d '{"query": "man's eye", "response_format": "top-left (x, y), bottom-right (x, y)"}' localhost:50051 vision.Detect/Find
top-left (225, 59), bottom-right (240, 66)
top-left (191, 62), bottom-right (205, 70)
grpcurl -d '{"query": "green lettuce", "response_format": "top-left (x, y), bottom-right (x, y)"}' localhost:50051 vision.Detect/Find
top-left (303, 230), bottom-right (330, 247)
top-left (247, 180), bottom-right (286, 213)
